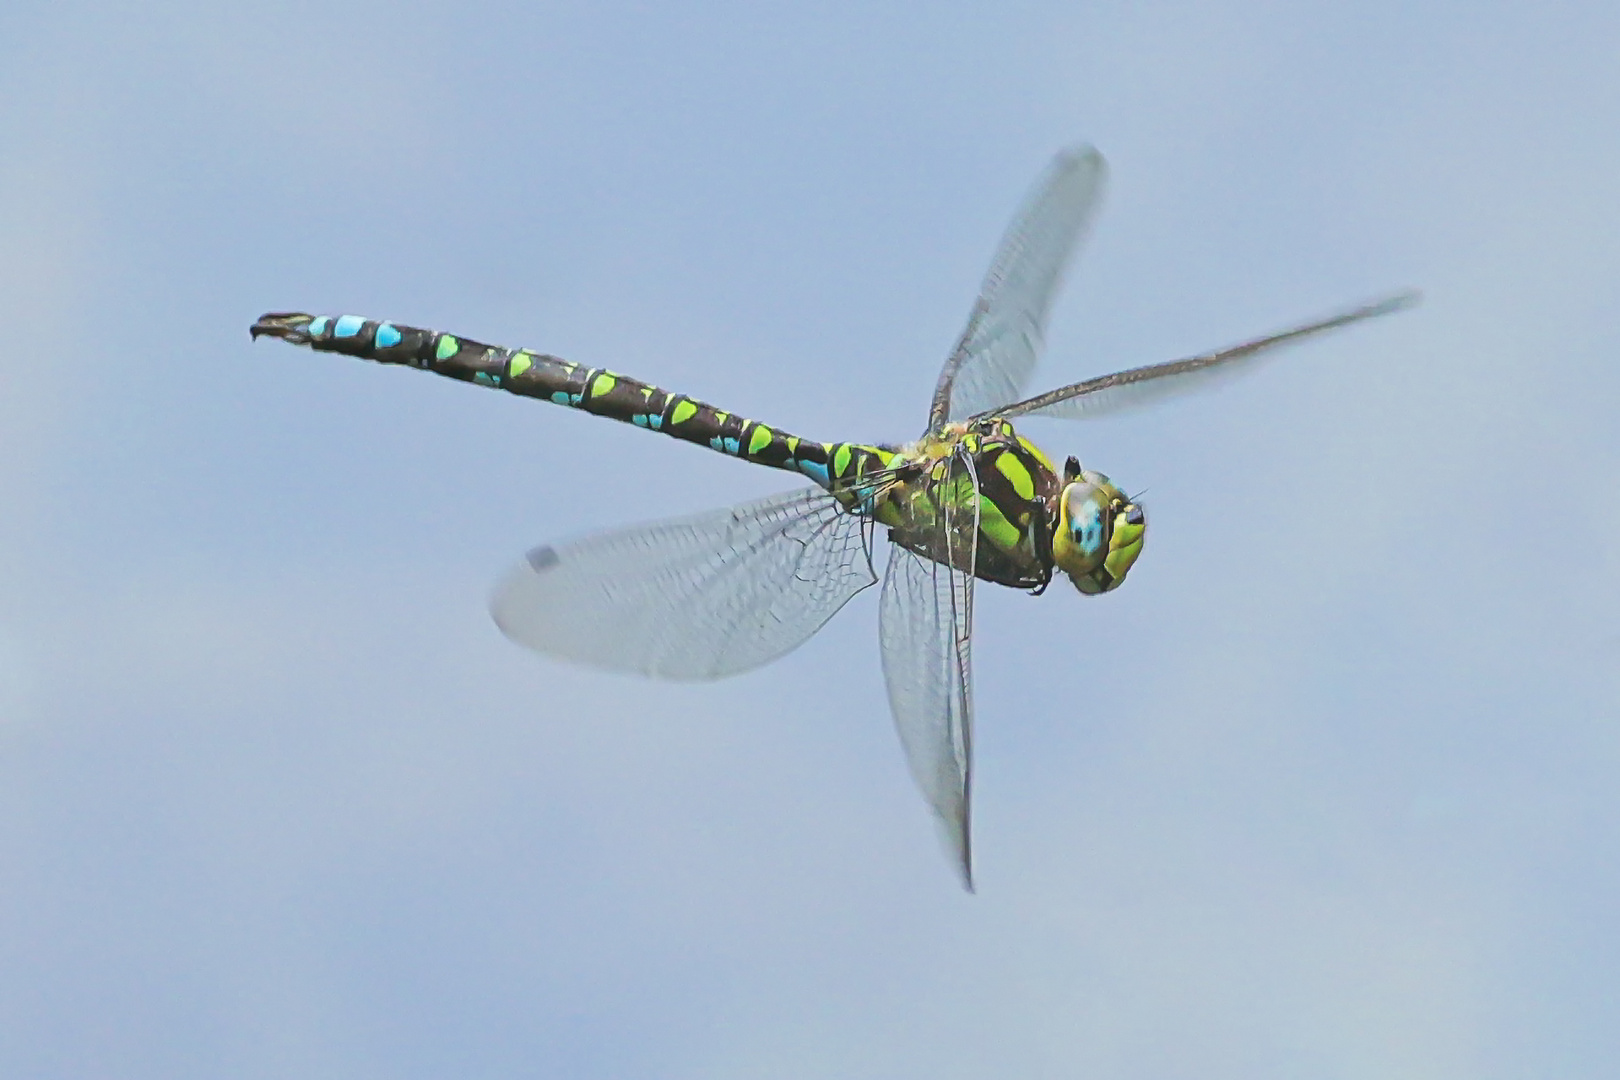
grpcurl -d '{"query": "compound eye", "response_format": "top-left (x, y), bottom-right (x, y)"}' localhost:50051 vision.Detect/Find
top-left (1124, 505), bottom-right (1144, 527)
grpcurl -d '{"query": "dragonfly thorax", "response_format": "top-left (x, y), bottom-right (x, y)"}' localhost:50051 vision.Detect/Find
top-left (1050, 457), bottom-right (1145, 594)
top-left (878, 420), bottom-right (1065, 590)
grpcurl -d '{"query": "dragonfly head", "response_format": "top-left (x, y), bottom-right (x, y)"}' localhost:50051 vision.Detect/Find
top-left (1051, 456), bottom-right (1145, 595)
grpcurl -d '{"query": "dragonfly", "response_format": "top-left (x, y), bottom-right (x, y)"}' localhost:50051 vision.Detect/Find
top-left (252, 145), bottom-right (1415, 889)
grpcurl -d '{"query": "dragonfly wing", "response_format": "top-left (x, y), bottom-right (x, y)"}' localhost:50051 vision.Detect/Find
top-left (992, 291), bottom-right (1419, 421)
top-left (930, 145), bottom-right (1108, 427)
top-left (492, 488), bottom-right (877, 681)
top-left (878, 449), bottom-right (979, 890)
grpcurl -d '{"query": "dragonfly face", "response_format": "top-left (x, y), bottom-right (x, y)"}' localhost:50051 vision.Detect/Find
top-left (1051, 457), bottom-right (1145, 595)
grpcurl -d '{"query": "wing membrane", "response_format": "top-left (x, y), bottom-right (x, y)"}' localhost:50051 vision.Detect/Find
top-left (492, 488), bottom-right (876, 681)
top-left (930, 146), bottom-right (1108, 427)
top-left (991, 292), bottom-right (1419, 421)
top-left (878, 449), bottom-right (980, 889)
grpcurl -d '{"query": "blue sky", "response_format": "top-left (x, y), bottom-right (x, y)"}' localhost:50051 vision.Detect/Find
top-left (2, 0), bottom-right (1618, 1076)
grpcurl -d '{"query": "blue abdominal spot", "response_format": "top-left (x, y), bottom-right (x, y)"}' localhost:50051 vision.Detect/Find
top-left (797, 460), bottom-right (830, 487)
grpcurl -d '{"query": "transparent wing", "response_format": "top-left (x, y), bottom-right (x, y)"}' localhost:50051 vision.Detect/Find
top-left (990, 291), bottom-right (1419, 421)
top-left (878, 449), bottom-right (979, 890)
top-left (491, 488), bottom-right (877, 681)
top-left (929, 145), bottom-right (1109, 427)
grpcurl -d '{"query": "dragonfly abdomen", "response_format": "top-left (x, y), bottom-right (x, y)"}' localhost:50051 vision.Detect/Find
top-left (250, 311), bottom-right (896, 494)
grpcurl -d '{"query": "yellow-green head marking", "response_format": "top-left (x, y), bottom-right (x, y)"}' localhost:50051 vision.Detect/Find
top-left (1049, 455), bottom-right (1145, 595)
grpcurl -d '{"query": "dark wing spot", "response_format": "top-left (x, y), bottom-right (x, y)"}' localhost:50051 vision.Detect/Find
top-left (525, 546), bottom-right (562, 572)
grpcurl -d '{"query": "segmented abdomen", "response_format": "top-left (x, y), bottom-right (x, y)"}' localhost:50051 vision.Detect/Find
top-left (250, 312), bottom-right (896, 493)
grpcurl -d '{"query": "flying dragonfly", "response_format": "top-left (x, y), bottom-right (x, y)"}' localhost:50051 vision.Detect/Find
top-left (252, 145), bottom-right (1416, 889)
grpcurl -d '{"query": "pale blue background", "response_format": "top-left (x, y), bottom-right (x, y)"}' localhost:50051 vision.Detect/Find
top-left (2, 2), bottom-right (1617, 1076)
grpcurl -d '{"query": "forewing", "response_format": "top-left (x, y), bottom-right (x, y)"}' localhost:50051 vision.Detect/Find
top-left (878, 450), bottom-right (979, 889)
top-left (993, 292), bottom-right (1419, 421)
top-left (930, 145), bottom-right (1108, 427)
top-left (492, 488), bottom-right (876, 681)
